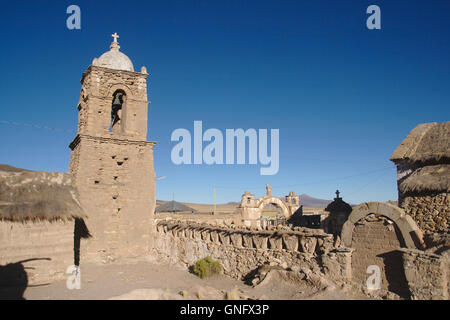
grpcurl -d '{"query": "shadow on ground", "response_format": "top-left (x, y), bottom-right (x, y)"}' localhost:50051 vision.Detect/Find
top-left (0, 258), bottom-right (51, 300)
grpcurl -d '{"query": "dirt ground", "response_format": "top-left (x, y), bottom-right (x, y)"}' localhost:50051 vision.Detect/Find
top-left (20, 258), bottom-right (362, 300)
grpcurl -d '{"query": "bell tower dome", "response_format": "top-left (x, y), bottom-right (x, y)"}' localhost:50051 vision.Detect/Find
top-left (75, 33), bottom-right (150, 140)
top-left (95, 32), bottom-right (135, 72)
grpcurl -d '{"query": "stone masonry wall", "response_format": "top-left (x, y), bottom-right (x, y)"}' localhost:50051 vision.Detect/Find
top-left (400, 192), bottom-right (449, 235)
top-left (69, 65), bottom-right (156, 263)
top-left (399, 248), bottom-right (449, 300)
top-left (0, 220), bottom-right (74, 285)
top-left (350, 215), bottom-right (409, 297)
top-left (69, 135), bottom-right (155, 263)
top-left (153, 220), bottom-right (352, 283)
top-left (79, 66), bottom-right (149, 140)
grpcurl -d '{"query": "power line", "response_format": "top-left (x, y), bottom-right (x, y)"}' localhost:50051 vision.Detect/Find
top-left (275, 166), bottom-right (395, 188)
top-left (295, 157), bottom-right (389, 165)
top-left (345, 169), bottom-right (394, 196)
top-left (1, 119), bottom-right (397, 194)
top-left (0, 120), bottom-right (74, 133)
top-left (214, 165), bottom-right (396, 191)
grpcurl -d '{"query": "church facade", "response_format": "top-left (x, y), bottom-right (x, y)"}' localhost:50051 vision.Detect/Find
top-left (68, 33), bottom-right (156, 262)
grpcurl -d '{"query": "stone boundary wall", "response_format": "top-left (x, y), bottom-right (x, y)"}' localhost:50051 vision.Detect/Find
top-left (153, 219), bottom-right (352, 283)
top-left (399, 248), bottom-right (449, 300)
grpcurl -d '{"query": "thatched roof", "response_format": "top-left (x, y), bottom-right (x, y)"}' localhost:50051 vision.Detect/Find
top-left (155, 201), bottom-right (196, 213)
top-left (391, 122), bottom-right (450, 165)
top-left (398, 164), bottom-right (450, 194)
top-left (0, 165), bottom-right (86, 222)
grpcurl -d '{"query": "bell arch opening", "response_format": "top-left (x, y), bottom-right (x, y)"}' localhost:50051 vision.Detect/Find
top-left (110, 89), bottom-right (127, 133)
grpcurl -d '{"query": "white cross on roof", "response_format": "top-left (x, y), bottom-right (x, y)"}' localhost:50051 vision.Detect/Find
top-left (112, 32), bottom-right (119, 43)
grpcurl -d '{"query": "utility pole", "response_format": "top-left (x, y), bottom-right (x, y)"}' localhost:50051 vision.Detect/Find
top-left (213, 186), bottom-right (216, 215)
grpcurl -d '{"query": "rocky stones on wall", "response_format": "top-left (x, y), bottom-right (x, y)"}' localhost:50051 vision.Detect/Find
top-left (153, 219), bottom-right (351, 286)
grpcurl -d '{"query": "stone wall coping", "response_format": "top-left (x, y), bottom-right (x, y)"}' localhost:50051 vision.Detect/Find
top-left (396, 247), bottom-right (443, 259)
top-left (81, 65), bottom-right (148, 83)
top-left (156, 219), bottom-right (332, 239)
top-left (69, 134), bottom-right (156, 150)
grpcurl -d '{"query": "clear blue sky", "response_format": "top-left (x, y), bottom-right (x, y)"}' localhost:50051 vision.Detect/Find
top-left (0, 0), bottom-right (449, 204)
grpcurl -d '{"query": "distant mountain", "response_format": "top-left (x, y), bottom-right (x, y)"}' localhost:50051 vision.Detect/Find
top-left (0, 163), bottom-right (357, 210)
top-left (156, 195), bottom-right (335, 210)
top-left (0, 164), bottom-right (30, 172)
top-left (298, 194), bottom-right (333, 208)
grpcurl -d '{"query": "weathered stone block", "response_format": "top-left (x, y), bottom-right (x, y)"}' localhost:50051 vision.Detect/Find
top-left (185, 228), bottom-right (193, 239)
top-left (192, 229), bottom-right (202, 240)
top-left (269, 236), bottom-right (283, 250)
top-left (230, 233), bottom-right (243, 248)
top-left (210, 230), bottom-right (220, 243)
top-left (253, 235), bottom-right (268, 250)
top-left (242, 234), bottom-right (254, 248)
top-left (282, 234), bottom-right (299, 252)
top-left (201, 230), bottom-right (211, 242)
top-left (219, 231), bottom-right (231, 246)
top-left (300, 236), bottom-right (317, 255)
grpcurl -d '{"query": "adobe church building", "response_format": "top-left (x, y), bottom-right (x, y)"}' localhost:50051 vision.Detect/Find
top-left (68, 33), bottom-right (157, 263)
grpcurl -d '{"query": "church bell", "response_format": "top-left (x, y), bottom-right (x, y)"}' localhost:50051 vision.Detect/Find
top-left (112, 94), bottom-right (122, 107)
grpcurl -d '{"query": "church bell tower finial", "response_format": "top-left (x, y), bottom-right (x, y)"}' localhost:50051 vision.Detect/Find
top-left (112, 32), bottom-right (119, 42)
top-left (110, 32), bottom-right (120, 50)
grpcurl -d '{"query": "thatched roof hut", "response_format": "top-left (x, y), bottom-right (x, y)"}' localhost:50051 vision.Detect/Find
top-left (0, 165), bottom-right (86, 222)
top-left (391, 122), bottom-right (449, 166)
top-left (397, 164), bottom-right (449, 194)
top-left (391, 122), bottom-right (450, 194)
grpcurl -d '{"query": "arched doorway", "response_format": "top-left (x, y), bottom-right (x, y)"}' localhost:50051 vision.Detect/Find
top-left (259, 202), bottom-right (286, 227)
top-left (341, 202), bottom-right (424, 298)
top-left (257, 196), bottom-right (290, 215)
top-left (238, 188), bottom-right (299, 227)
top-left (350, 215), bottom-right (408, 296)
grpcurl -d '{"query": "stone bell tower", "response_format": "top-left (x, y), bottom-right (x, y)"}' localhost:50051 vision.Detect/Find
top-left (68, 33), bottom-right (156, 262)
